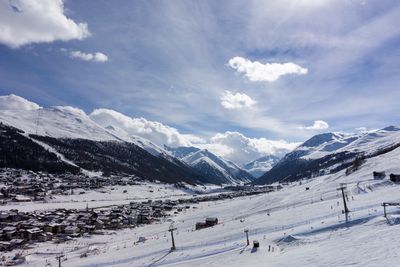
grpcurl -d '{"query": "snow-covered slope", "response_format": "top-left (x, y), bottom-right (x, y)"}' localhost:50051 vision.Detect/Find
top-left (243, 155), bottom-right (281, 178)
top-left (255, 126), bottom-right (400, 184)
top-left (17, 141), bottom-right (400, 267)
top-left (0, 95), bottom-right (119, 141)
top-left (294, 126), bottom-right (400, 160)
top-left (0, 95), bottom-right (174, 158)
top-left (166, 146), bottom-right (254, 184)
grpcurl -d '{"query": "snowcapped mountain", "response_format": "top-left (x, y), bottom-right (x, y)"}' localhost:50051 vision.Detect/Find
top-left (242, 155), bottom-right (281, 178)
top-left (0, 95), bottom-right (119, 141)
top-left (165, 146), bottom-right (254, 184)
top-left (0, 95), bottom-right (210, 184)
top-left (254, 126), bottom-right (400, 184)
top-left (0, 94), bottom-right (174, 158)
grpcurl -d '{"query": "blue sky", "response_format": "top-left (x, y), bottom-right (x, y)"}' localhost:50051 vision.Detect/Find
top-left (1, 0), bottom-right (400, 158)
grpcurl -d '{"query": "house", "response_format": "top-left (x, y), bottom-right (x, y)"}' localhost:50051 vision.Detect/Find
top-left (390, 173), bottom-right (400, 182)
top-left (38, 232), bottom-right (53, 242)
top-left (373, 171), bottom-right (386, 180)
top-left (13, 195), bottom-right (31, 202)
top-left (2, 226), bottom-right (17, 239)
top-left (0, 212), bottom-right (9, 222)
top-left (64, 226), bottom-right (80, 236)
top-left (205, 217), bottom-right (218, 226)
top-left (44, 223), bottom-right (63, 234)
top-left (137, 213), bottom-right (151, 224)
top-left (195, 222), bottom-right (208, 230)
top-left (195, 217), bottom-right (219, 230)
top-left (0, 239), bottom-right (24, 251)
top-left (23, 228), bottom-right (42, 240)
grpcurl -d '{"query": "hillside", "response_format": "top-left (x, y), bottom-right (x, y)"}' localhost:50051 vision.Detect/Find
top-left (166, 146), bottom-right (254, 184)
top-left (254, 126), bottom-right (400, 184)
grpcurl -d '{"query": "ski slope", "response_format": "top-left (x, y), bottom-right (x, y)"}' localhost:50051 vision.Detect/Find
top-left (0, 95), bottom-right (171, 158)
top-left (6, 145), bottom-right (400, 266)
top-left (296, 126), bottom-right (400, 160)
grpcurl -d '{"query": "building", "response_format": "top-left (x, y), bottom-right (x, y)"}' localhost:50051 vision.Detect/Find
top-left (195, 217), bottom-right (218, 230)
top-left (390, 173), bottom-right (400, 182)
top-left (205, 217), bottom-right (218, 226)
top-left (373, 171), bottom-right (386, 180)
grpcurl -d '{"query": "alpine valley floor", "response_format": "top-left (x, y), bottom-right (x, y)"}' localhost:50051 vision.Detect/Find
top-left (4, 146), bottom-right (400, 267)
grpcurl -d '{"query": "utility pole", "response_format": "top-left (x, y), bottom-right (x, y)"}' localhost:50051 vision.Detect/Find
top-left (168, 224), bottom-right (177, 250)
top-left (337, 184), bottom-right (349, 220)
top-left (35, 108), bottom-right (41, 135)
top-left (244, 229), bottom-right (249, 246)
top-left (56, 254), bottom-right (64, 267)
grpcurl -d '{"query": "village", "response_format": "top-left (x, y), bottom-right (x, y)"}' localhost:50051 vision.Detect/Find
top-left (0, 169), bottom-right (144, 204)
top-left (0, 168), bottom-right (277, 255)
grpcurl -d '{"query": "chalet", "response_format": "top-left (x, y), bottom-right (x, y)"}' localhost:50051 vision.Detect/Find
top-left (137, 213), bottom-right (151, 224)
top-left (85, 225), bottom-right (96, 233)
top-left (2, 226), bottom-right (17, 239)
top-left (373, 171), bottom-right (386, 180)
top-left (205, 217), bottom-right (218, 226)
top-left (195, 217), bottom-right (219, 230)
top-left (44, 223), bottom-right (63, 234)
top-left (195, 222), bottom-right (208, 230)
top-left (0, 239), bottom-right (24, 251)
top-left (23, 228), bottom-right (42, 240)
top-left (38, 232), bottom-right (53, 242)
top-left (390, 173), bottom-right (400, 183)
top-left (0, 212), bottom-right (9, 222)
top-left (109, 218), bottom-right (123, 229)
top-left (94, 219), bottom-right (105, 229)
top-left (13, 195), bottom-right (31, 202)
top-left (64, 226), bottom-right (79, 236)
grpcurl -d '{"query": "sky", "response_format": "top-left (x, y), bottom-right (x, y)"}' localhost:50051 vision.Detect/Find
top-left (1, 0), bottom-right (400, 164)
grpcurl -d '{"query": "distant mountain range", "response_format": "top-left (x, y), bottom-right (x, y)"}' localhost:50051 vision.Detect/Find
top-left (0, 95), bottom-right (256, 184)
top-left (254, 126), bottom-right (400, 184)
top-left (242, 155), bottom-right (281, 178)
top-left (3, 94), bottom-right (398, 186)
top-left (165, 146), bottom-right (254, 184)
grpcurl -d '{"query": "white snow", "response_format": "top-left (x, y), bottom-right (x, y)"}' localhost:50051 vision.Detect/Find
top-left (178, 148), bottom-right (252, 183)
top-left (0, 95), bottom-right (175, 159)
top-left (297, 127), bottom-right (400, 160)
top-left (4, 145), bottom-right (400, 266)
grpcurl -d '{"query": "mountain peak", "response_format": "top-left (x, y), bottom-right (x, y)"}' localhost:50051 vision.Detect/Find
top-left (302, 132), bottom-right (344, 148)
top-left (0, 94), bottom-right (40, 111)
top-left (382, 125), bottom-right (400, 132)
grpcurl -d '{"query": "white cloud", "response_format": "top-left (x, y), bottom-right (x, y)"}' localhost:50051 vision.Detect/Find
top-left (0, 0), bottom-right (90, 48)
top-left (220, 90), bottom-right (256, 109)
top-left (89, 108), bottom-right (298, 164)
top-left (70, 51), bottom-right (108, 62)
top-left (228, 56), bottom-right (308, 82)
top-left (89, 108), bottom-right (193, 147)
top-left (197, 131), bottom-right (300, 165)
top-left (301, 120), bottom-right (329, 130)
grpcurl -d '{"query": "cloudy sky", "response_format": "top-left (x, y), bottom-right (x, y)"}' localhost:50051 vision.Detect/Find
top-left (1, 0), bottom-right (400, 164)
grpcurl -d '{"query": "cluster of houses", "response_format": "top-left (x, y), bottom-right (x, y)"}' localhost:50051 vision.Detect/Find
top-left (0, 185), bottom-right (278, 252)
top-left (0, 166), bottom-right (280, 252)
top-left (0, 168), bottom-right (140, 204)
top-left (188, 185), bottom-right (276, 204)
top-left (0, 198), bottom-right (184, 252)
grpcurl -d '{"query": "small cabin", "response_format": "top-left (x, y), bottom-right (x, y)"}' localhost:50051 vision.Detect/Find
top-left (195, 217), bottom-right (219, 230)
top-left (195, 222), bottom-right (208, 230)
top-left (205, 217), bottom-right (218, 226)
top-left (373, 171), bottom-right (386, 180)
top-left (390, 173), bottom-right (400, 183)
